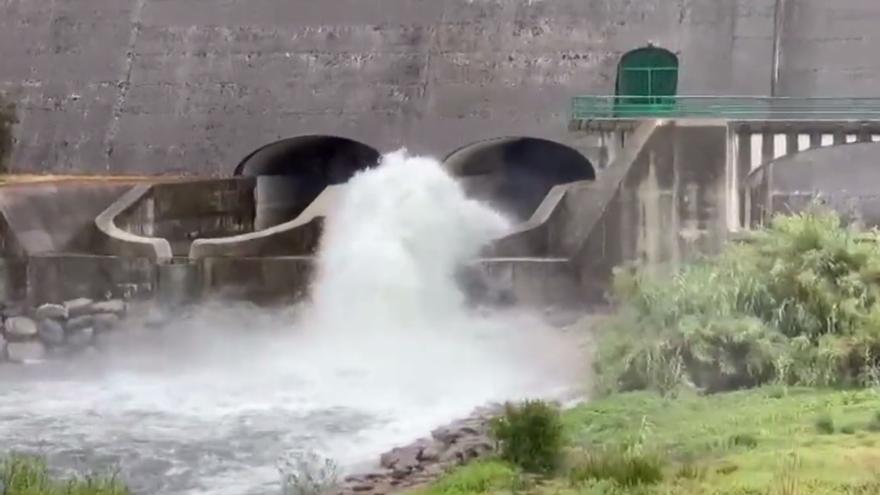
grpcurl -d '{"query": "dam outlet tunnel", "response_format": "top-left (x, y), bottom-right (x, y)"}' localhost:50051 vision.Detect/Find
top-left (235, 136), bottom-right (381, 229)
top-left (444, 137), bottom-right (595, 222)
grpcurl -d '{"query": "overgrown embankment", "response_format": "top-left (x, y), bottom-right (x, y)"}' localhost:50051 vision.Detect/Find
top-left (598, 208), bottom-right (880, 395)
top-left (413, 209), bottom-right (880, 495)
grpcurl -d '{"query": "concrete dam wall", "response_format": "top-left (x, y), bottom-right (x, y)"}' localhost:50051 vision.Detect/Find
top-left (3, 0), bottom-right (880, 174)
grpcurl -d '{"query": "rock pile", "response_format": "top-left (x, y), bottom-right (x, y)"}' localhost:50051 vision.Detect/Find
top-left (0, 297), bottom-right (127, 363)
top-left (333, 404), bottom-right (503, 495)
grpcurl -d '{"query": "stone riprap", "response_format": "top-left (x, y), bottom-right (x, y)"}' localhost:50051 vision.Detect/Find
top-left (333, 404), bottom-right (503, 495)
top-left (0, 297), bottom-right (128, 363)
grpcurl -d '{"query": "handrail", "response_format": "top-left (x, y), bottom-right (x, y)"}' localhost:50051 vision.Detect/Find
top-left (571, 95), bottom-right (880, 121)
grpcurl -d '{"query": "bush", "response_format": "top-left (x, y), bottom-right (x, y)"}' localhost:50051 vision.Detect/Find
top-left (0, 454), bottom-right (129, 495)
top-left (815, 413), bottom-right (835, 434)
top-left (490, 399), bottom-right (564, 474)
top-left (595, 208), bottom-right (880, 395)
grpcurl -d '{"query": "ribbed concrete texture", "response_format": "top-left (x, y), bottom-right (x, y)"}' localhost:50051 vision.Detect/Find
top-left (4, 0), bottom-right (880, 174)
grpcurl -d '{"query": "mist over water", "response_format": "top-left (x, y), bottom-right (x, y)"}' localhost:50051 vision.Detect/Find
top-left (0, 151), bottom-right (585, 495)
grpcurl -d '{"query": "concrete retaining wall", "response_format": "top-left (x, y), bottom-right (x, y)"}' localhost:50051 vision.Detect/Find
top-left (0, 0), bottom-right (813, 174)
top-left (748, 142), bottom-right (880, 227)
top-left (576, 121), bottom-right (731, 301)
top-left (0, 182), bottom-right (137, 255)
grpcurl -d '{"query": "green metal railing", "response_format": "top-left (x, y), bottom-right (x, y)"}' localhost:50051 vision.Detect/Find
top-left (570, 96), bottom-right (880, 121)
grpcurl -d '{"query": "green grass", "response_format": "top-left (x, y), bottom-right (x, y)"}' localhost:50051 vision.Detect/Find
top-left (0, 455), bottom-right (129, 495)
top-left (410, 461), bottom-right (520, 495)
top-left (414, 387), bottom-right (880, 495)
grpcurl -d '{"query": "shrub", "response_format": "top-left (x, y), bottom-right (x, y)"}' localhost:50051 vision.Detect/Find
top-left (490, 399), bottom-right (564, 474)
top-left (279, 451), bottom-right (339, 495)
top-left (815, 413), bottom-right (835, 434)
top-left (595, 208), bottom-right (880, 395)
top-left (568, 447), bottom-right (664, 487)
top-left (0, 454), bottom-right (129, 495)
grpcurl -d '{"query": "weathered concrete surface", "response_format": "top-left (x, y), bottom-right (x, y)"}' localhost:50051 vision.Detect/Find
top-left (98, 178), bottom-right (256, 260)
top-left (0, 182), bottom-right (142, 256)
top-left (94, 185), bottom-right (174, 262)
top-left (0, 0), bottom-right (803, 174)
top-left (189, 184), bottom-right (343, 259)
top-left (26, 254), bottom-right (155, 304)
top-left (748, 142), bottom-right (880, 227)
top-left (576, 121), bottom-right (731, 301)
top-left (488, 121), bottom-right (660, 259)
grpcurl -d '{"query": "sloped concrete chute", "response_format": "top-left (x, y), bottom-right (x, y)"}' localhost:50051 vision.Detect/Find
top-left (235, 135), bottom-right (381, 229)
top-left (444, 137), bottom-right (596, 222)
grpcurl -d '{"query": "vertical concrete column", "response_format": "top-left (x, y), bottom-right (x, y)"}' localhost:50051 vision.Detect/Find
top-left (785, 131), bottom-right (798, 155)
top-left (761, 130), bottom-right (775, 166)
top-left (735, 129), bottom-right (752, 229)
top-left (809, 131), bottom-right (822, 149)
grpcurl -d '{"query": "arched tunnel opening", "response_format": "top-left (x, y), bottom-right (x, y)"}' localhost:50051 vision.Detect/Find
top-left (444, 137), bottom-right (596, 222)
top-left (235, 135), bottom-right (380, 229)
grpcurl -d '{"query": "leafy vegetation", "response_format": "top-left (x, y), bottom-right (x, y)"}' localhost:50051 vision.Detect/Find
top-left (0, 454), bottom-right (128, 495)
top-left (490, 400), bottom-right (565, 474)
top-left (596, 208), bottom-right (880, 395)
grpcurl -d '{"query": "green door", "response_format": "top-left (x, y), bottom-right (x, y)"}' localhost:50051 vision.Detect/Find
top-left (615, 47), bottom-right (679, 114)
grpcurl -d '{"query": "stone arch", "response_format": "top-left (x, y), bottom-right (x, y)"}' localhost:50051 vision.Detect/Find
top-left (444, 137), bottom-right (595, 221)
top-left (234, 135), bottom-right (380, 228)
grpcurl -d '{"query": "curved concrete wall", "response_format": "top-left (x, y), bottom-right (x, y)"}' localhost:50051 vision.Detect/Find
top-left (748, 142), bottom-right (880, 227)
top-left (1, 0), bottom-right (834, 174)
top-left (0, 181), bottom-right (144, 255)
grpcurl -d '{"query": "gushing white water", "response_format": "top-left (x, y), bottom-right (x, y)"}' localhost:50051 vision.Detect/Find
top-left (0, 151), bottom-right (585, 495)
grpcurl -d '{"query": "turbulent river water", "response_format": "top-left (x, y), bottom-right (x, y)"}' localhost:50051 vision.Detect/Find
top-left (0, 151), bottom-right (586, 495)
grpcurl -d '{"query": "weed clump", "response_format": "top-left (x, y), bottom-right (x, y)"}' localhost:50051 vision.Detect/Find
top-left (815, 413), bottom-right (835, 434)
top-left (490, 399), bottom-right (564, 474)
top-left (596, 208), bottom-right (880, 395)
top-left (0, 454), bottom-right (129, 495)
top-left (568, 447), bottom-right (664, 487)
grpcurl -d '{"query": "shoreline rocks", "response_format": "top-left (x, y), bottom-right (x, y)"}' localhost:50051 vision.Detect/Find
top-left (0, 297), bottom-right (130, 364)
top-left (332, 404), bottom-right (504, 495)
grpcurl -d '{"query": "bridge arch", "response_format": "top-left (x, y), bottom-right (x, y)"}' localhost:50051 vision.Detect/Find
top-left (235, 135), bottom-right (380, 228)
top-left (444, 137), bottom-right (595, 221)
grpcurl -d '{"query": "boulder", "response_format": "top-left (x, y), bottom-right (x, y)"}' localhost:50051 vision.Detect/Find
top-left (35, 303), bottom-right (68, 321)
top-left (67, 327), bottom-right (95, 349)
top-left (37, 319), bottom-right (65, 346)
top-left (431, 419), bottom-right (484, 445)
top-left (64, 298), bottom-right (94, 317)
top-left (92, 313), bottom-right (121, 332)
top-left (4, 316), bottom-right (37, 339)
top-left (7, 341), bottom-right (46, 363)
top-left (380, 442), bottom-right (425, 472)
top-left (92, 299), bottom-right (126, 316)
top-left (66, 315), bottom-right (96, 332)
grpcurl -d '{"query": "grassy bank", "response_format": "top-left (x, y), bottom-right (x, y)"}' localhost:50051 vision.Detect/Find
top-left (0, 455), bottom-right (129, 495)
top-left (414, 208), bottom-right (880, 495)
top-left (416, 387), bottom-right (880, 495)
